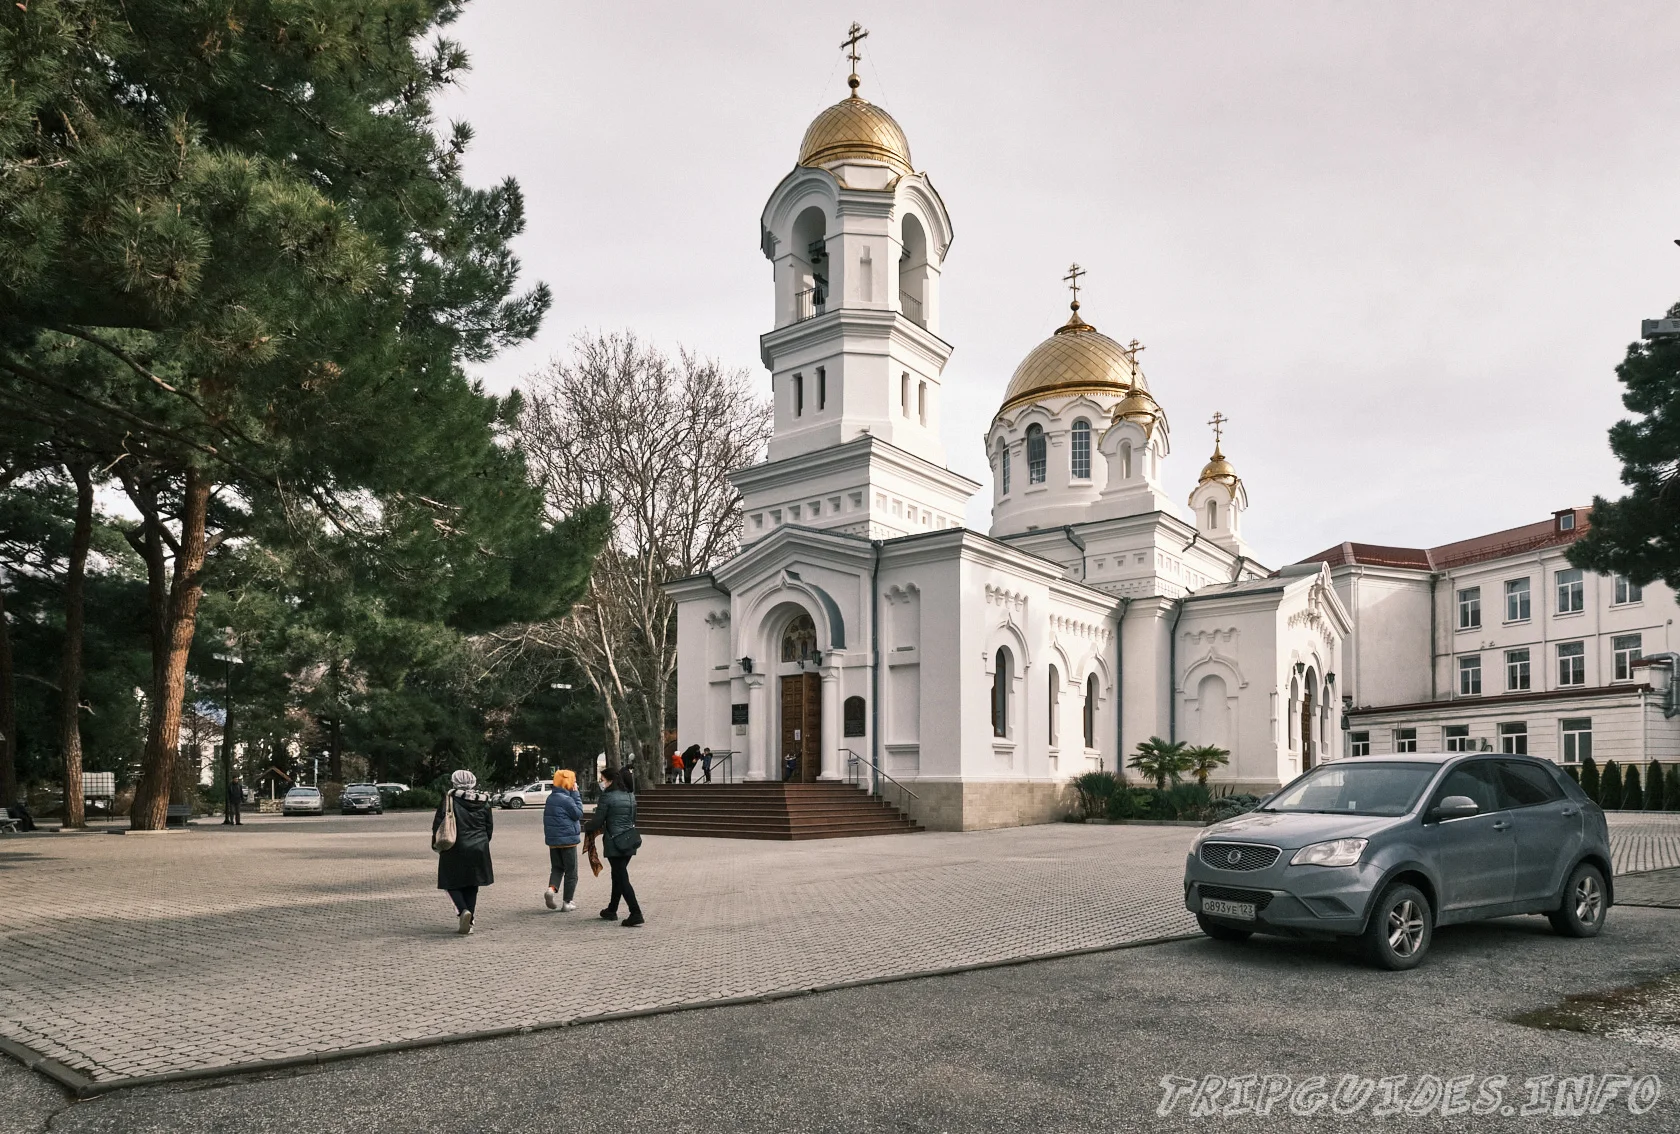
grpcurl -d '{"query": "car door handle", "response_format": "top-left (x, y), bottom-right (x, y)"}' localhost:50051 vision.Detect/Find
top-left (1560, 808), bottom-right (1579, 817)
top-left (1491, 821), bottom-right (1512, 831)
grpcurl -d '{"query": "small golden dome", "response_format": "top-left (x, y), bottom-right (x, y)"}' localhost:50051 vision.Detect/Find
top-left (998, 308), bottom-right (1147, 415)
top-left (798, 94), bottom-right (913, 177)
top-left (1198, 443), bottom-right (1240, 486)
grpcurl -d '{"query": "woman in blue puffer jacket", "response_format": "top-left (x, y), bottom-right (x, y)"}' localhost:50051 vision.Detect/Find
top-left (543, 769), bottom-right (584, 911)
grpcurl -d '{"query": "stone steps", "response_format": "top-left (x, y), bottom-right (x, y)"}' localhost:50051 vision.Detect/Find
top-left (635, 783), bottom-right (921, 840)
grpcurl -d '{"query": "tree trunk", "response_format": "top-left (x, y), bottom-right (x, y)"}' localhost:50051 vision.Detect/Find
top-left (0, 576), bottom-right (17, 811)
top-left (57, 461), bottom-right (94, 828)
top-left (130, 468), bottom-right (213, 830)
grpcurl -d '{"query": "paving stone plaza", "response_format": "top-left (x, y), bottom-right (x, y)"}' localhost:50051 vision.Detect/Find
top-left (3, 811), bottom-right (1679, 1091)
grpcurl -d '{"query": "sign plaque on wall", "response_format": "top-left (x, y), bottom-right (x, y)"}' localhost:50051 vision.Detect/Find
top-left (731, 703), bottom-right (749, 725)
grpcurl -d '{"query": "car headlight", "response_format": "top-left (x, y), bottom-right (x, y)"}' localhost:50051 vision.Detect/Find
top-left (1290, 838), bottom-right (1368, 867)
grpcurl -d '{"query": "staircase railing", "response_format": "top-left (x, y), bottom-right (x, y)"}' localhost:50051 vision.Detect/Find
top-left (701, 750), bottom-right (736, 784)
top-left (843, 747), bottom-right (918, 819)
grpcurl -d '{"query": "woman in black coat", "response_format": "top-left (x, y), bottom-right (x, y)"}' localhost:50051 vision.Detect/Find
top-left (434, 769), bottom-right (495, 935)
top-left (583, 766), bottom-right (643, 926)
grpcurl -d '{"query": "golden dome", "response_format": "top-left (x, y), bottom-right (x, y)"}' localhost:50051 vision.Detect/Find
top-left (998, 308), bottom-right (1147, 415)
top-left (798, 94), bottom-right (913, 178)
top-left (1198, 443), bottom-right (1240, 486)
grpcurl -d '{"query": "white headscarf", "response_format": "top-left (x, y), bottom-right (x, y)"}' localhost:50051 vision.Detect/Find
top-left (450, 770), bottom-right (478, 790)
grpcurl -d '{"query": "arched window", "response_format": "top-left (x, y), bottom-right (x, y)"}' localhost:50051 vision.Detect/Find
top-left (843, 695), bottom-right (866, 737)
top-left (1083, 674), bottom-right (1098, 748)
top-left (1070, 419), bottom-right (1091, 480)
top-left (781, 612), bottom-right (818, 664)
top-left (1119, 440), bottom-right (1132, 480)
top-left (991, 648), bottom-right (1011, 737)
top-left (998, 440), bottom-right (1011, 495)
top-left (901, 372), bottom-right (910, 416)
top-left (1026, 424), bottom-right (1047, 484)
top-left (1047, 665), bottom-right (1060, 745)
top-left (1206, 499), bottom-right (1219, 530)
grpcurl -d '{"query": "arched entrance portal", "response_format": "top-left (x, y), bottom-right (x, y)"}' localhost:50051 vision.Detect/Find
top-left (778, 612), bottom-right (822, 782)
top-left (1301, 669), bottom-right (1316, 771)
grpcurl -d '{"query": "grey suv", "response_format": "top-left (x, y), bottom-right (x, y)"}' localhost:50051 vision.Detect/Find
top-left (1183, 754), bottom-right (1611, 969)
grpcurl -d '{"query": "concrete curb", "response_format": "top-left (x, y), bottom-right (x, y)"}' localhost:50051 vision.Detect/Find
top-left (0, 930), bottom-right (1200, 1099)
top-left (1086, 818), bottom-right (1207, 828)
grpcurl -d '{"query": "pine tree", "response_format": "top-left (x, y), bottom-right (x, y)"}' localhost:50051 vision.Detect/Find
top-left (1581, 755), bottom-right (1601, 802)
top-left (1568, 300), bottom-right (1680, 588)
top-left (1649, 760), bottom-right (1666, 811)
top-left (1624, 765), bottom-right (1644, 811)
top-left (1601, 761), bottom-right (1623, 811)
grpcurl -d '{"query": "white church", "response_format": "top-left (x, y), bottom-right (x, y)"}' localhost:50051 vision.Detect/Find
top-left (668, 48), bottom-right (1350, 830)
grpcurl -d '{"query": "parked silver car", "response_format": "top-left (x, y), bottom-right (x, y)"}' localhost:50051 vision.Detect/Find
top-left (1183, 754), bottom-right (1611, 969)
top-left (281, 786), bottom-right (324, 816)
top-left (496, 782), bottom-right (551, 809)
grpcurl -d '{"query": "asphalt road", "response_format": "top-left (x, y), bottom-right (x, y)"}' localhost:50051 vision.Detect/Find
top-left (7, 904), bottom-right (1680, 1134)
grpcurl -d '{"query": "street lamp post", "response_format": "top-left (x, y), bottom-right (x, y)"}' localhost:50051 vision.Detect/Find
top-left (549, 682), bottom-right (573, 780)
top-left (212, 650), bottom-right (243, 824)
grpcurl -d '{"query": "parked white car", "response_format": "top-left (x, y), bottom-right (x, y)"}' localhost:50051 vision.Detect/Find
top-left (282, 786), bottom-right (324, 816)
top-left (497, 782), bottom-right (550, 809)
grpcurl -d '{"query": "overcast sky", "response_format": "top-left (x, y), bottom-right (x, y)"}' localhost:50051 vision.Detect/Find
top-left (432, 1), bottom-right (1680, 565)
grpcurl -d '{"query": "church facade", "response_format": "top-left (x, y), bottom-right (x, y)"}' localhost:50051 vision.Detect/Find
top-left (668, 62), bottom-right (1349, 830)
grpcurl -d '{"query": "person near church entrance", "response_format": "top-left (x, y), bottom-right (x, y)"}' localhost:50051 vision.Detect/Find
top-left (584, 767), bottom-right (644, 927)
top-left (680, 744), bottom-right (701, 784)
top-left (667, 747), bottom-right (685, 784)
top-left (783, 752), bottom-right (799, 781)
top-left (224, 775), bottom-right (243, 826)
top-left (434, 770), bottom-right (495, 935)
top-left (700, 747), bottom-right (714, 783)
top-left (543, 769), bottom-right (583, 911)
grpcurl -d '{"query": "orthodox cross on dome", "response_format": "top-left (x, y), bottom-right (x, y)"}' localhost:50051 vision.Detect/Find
top-left (1062, 262), bottom-right (1085, 313)
top-left (842, 22), bottom-right (869, 95)
top-left (1207, 410), bottom-right (1227, 454)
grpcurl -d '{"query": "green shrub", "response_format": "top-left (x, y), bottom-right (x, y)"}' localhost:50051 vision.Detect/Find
top-left (1668, 766), bottom-right (1680, 812)
top-left (390, 787), bottom-right (442, 810)
top-left (1625, 766), bottom-right (1644, 811)
top-left (1562, 765), bottom-right (1581, 784)
top-left (1649, 761), bottom-right (1666, 811)
top-left (1072, 771), bottom-right (1120, 820)
top-left (1209, 793), bottom-right (1263, 822)
top-left (1580, 755), bottom-right (1600, 802)
top-left (1601, 761), bottom-right (1623, 810)
top-left (1105, 787), bottom-right (1153, 820)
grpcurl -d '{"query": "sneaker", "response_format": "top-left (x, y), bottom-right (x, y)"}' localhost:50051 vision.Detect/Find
top-left (621, 915), bottom-right (645, 928)
top-left (561, 901), bottom-right (577, 912)
top-left (544, 888), bottom-right (557, 910)
top-left (599, 908), bottom-right (617, 920)
top-left (457, 911), bottom-right (474, 935)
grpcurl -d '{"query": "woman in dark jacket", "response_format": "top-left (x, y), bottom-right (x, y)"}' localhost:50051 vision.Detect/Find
top-left (434, 769), bottom-right (495, 935)
top-left (583, 767), bottom-right (643, 926)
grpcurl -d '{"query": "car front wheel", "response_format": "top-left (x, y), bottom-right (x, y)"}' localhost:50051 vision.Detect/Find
top-left (1196, 914), bottom-right (1252, 942)
top-left (1363, 883), bottom-right (1432, 970)
top-left (1548, 863), bottom-right (1608, 938)
top-left (509, 797), bottom-right (524, 809)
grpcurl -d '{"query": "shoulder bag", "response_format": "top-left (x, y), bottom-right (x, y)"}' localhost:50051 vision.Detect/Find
top-left (432, 791), bottom-right (458, 853)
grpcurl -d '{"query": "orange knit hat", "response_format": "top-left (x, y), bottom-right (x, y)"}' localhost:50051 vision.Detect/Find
top-left (553, 769), bottom-right (577, 790)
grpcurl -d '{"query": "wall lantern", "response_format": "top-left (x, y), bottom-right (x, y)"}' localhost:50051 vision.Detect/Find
top-left (739, 656), bottom-right (754, 674)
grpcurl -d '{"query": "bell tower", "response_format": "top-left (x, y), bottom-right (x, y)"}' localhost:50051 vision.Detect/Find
top-left (733, 29), bottom-right (976, 545)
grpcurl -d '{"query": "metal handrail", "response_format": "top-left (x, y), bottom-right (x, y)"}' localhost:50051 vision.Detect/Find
top-left (842, 747), bottom-right (919, 801)
top-left (794, 287), bottom-right (826, 322)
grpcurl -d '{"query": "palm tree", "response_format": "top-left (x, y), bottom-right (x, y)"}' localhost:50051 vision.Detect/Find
top-left (1186, 744), bottom-right (1231, 787)
top-left (1128, 736), bottom-right (1192, 790)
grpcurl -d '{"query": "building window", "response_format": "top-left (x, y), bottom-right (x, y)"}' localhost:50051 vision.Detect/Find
top-left (1394, 727), bottom-right (1418, 753)
top-left (1207, 500), bottom-right (1219, 530)
top-left (1505, 578), bottom-right (1530, 622)
top-left (1083, 674), bottom-right (1098, 748)
top-left (817, 367), bottom-right (827, 411)
top-left (1026, 424), bottom-right (1047, 484)
top-left (1506, 648), bottom-right (1531, 691)
top-left (998, 440), bottom-right (1010, 495)
top-left (991, 648), bottom-right (1011, 738)
top-left (1557, 641), bottom-right (1586, 686)
top-left (901, 372), bottom-right (910, 415)
top-left (1614, 575), bottom-right (1643, 605)
top-left (1119, 440), bottom-right (1133, 480)
top-left (1499, 721), bottom-right (1528, 755)
top-left (1350, 731), bottom-right (1370, 757)
top-left (1457, 586), bottom-right (1481, 630)
top-left (793, 373), bottom-right (804, 417)
top-left (1070, 419), bottom-right (1091, 480)
top-left (1614, 633), bottom-right (1643, 681)
top-left (1457, 655), bottom-right (1482, 696)
top-left (917, 380), bottom-right (927, 425)
top-left (1558, 512), bottom-right (1576, 531)
top-left (1556, 568), bottom-right (1584, 614)
top-left (1444, 724), bottom-right (1473, 753)
top-left (1047, 666), bottom-right (1059, 746)
top-left (1560, 718), bottom-right (1592, 765)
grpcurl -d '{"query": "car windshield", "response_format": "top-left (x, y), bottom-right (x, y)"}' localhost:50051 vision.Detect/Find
top-left (1263, 762), bottom-right (1437, 817)
top-left (288, 788), bottom-right (318, 797)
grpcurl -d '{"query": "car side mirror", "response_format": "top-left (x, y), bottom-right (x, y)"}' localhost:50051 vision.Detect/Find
top-left (1429, 795), bottom-right (1479, 823)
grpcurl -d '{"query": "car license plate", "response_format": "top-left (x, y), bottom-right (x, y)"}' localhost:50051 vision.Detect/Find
top-left (1202, 897), bottom-right (1255, 921)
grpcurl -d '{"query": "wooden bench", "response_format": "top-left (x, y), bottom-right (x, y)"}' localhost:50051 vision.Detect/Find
top-left (165, 804), bottom-right (194, 828)
top-left (0, 809), bottom-right (19, 834)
